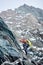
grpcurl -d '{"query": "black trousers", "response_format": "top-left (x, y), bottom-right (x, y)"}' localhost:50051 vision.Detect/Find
top-left (23, 43), bottom-right (29, 55)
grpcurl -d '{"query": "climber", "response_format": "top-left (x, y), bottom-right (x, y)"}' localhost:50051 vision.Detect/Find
top-left (19, 39), bottom-right (32, 55)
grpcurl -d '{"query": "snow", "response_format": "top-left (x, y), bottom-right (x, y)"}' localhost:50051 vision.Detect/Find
top-left (16, 25), bottom-right (21, 27)
top-left (30, 38), bottom-right (36, 41)
top-left (7, 17), bottom-right (12, 20)
top-left (5, 21), bottom-right (13, 24)
top-left (16, 30), bottom-right (22, 34)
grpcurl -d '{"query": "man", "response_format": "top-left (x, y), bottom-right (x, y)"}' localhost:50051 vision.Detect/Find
top-left (20, 39), bottom-right (32, 55)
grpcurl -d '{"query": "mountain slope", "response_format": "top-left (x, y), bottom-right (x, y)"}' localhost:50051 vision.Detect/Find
top-left (20, 14), bottom-right (41, 29)
top-left (15, 4), bottom-right (43, 22)
top-left (0, 4), bottom-right (43, 45)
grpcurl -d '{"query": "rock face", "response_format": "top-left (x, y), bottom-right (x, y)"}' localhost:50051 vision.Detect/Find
top-left (0, 4), bottom-right (43, 65)
top-left (0, 17), bottom-right (23, 65)
top-left (0, 17), bottom-right (35, 65)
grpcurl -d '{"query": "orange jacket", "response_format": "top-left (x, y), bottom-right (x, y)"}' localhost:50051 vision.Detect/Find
top-left (20, 39), bottom-right (27, 43)
top-left (19, 39), bottom-right (27, 44)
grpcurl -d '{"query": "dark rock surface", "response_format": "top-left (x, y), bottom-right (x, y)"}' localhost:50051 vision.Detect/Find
top-left (0, 17), bottom-right (24, 65)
